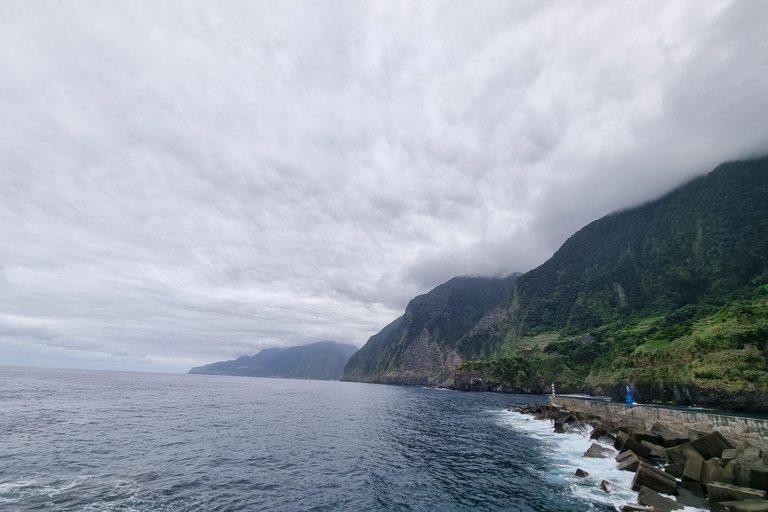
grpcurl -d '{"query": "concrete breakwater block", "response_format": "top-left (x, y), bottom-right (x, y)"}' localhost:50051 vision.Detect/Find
top-left (637, 485), bottom-right (683, 511)
top-left (707, 482), bottom-right (767, 502)
top-left (631, 461), bottom-right (678, 494)
top-left (691, 431), bottom-right (736, 460)
top-left (650, 423), bottom-right (689, 448)
top-left (583, 442), bottom-right (612, 458)
top-left (712, 499), bottom-right (768, 512)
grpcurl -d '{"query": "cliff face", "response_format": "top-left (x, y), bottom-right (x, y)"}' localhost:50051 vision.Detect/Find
top-left (189, 341), bottom-right (358, 380)
top-left (340, 275), bottom-right (517, 385)
top-left (346, 155), bottom-right (768, 411)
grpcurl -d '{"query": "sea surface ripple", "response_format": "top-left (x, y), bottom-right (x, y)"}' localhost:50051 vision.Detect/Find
top-left (2, 367), bottom-right (638, 511)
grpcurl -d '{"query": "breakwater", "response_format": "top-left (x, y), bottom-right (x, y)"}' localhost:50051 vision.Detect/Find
top-left (550, 397), bottom-right (768, 455)
top-left (511, 397), bottom-right (768, 511)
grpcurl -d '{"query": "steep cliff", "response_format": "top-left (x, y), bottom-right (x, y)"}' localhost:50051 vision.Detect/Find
top-left (341, 275), bottom-right (517, 385)
top-left (347, 155), bottom-right (768, 410)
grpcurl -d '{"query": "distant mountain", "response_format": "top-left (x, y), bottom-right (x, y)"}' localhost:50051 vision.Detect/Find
top-left (341, 275), bottom-right (518, 385)
top-left (189, 341), bottom-right (359, 380)
top-left (344, 155), bottom-right (768, 411)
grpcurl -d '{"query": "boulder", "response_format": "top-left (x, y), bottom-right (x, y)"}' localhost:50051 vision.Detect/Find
top-left (554, 421), bottom-right (565, 433)
top-left (722, 449), bottom-right (738, 462)
top-left (575, 468), bottom-right (588, 478)
top-left (637, 486), bottom-right (684, 511)
top-left (590, 426), bottom-right (608, 440)
top-left (601, 480), bottom-right (611, 493)
top-left (631, 461), bottom-right (678, 494)
top-left (707, 482), bottom-right (766, 502)
top-left (690, 431), bottom-right (735, 460)
top-left (584, 443), bottom-right (612, 459)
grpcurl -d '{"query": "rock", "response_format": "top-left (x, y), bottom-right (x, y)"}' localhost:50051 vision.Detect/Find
top-left (575, 468), bottom-right (588, 478)
top-left (583, 443), bottom-right (612, 459)
top-left (713, 500), bottom-right (768, 512)
top-left (707, 482), bottom-right (767, 502)
top-left (722, 449), bottom-right (738, 462)
top-left (690, 431), bottom-right (735, 460)
top-left (600, 480), bottom-right (611, 492)
top-left (631, 461), bottom-right (678, 494)
top-left (650, 423), bottom-right (689, 448)
top-left (722, 460), bottom-right (740, 485)
top-left (590, 426), bottom-right (607, 440)
top-left (675, 483), bottom-right (708, 509)
top-left (554, 421), bottom-right (565, 433)
top-left (637, 485), bottom-right (684, 511)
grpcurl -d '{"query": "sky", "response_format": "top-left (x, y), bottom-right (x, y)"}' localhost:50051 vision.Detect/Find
top-left (1, 1), bottom-right (768, 373)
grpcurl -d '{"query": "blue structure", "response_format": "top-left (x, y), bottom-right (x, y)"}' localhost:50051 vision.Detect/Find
top-left (625, 386), bottom-right (635, 406)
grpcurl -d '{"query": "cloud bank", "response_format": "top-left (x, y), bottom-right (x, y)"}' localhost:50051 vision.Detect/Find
top-left (1, 1), bottom-right (767, 371)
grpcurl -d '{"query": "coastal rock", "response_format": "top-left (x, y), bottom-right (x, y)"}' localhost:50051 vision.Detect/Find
top-left (601, 480), bottom-right (611, 492)
top-left (575, 468), bottom-right (588, 478)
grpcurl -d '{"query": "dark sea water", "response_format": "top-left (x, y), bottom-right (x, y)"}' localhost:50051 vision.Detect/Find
top-left (1, 367), bottom-right (646, 511)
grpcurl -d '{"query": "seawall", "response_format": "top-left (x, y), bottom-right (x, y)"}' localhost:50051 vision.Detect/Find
top-left (550, 396), bottom-right (768, 454)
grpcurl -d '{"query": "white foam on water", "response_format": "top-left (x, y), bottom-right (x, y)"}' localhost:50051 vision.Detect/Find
top-left (498, 411), bottom-right (708, 512)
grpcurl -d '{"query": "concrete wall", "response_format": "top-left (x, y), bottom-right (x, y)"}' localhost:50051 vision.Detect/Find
top-left (550, 396), bottom-right (768, 453)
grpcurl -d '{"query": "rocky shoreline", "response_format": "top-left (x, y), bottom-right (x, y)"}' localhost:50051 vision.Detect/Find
top-left (509, 402), bottom-right (768, 511)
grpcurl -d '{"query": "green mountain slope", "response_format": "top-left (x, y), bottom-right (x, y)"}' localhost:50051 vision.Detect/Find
top-left (347, 155), bottom-right (768, 411)
top-left (341, 275), bottom-right (518, 385)
top-left (189, 341), bottom-right (358, 380)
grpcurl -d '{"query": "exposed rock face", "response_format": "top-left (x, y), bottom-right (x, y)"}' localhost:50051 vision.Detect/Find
top-left (341, 275), bottom-right (517, 385)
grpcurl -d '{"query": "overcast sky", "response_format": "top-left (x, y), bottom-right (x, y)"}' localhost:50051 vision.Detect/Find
top-left (1, 1), bottom-right (767, 372)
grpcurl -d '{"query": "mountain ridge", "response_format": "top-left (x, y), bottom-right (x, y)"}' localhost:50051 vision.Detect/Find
top-left (190, 341), bottom-right (358, 381)
top-left (344, 155), bottom-right (768, 411)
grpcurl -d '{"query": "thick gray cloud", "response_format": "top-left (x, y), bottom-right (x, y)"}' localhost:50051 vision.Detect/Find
top-left (1, 1), bottom-right (767, 372)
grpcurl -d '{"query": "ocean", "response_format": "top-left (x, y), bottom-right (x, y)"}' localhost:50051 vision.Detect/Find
top-left (1, 366), bottom-right (679, 511)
